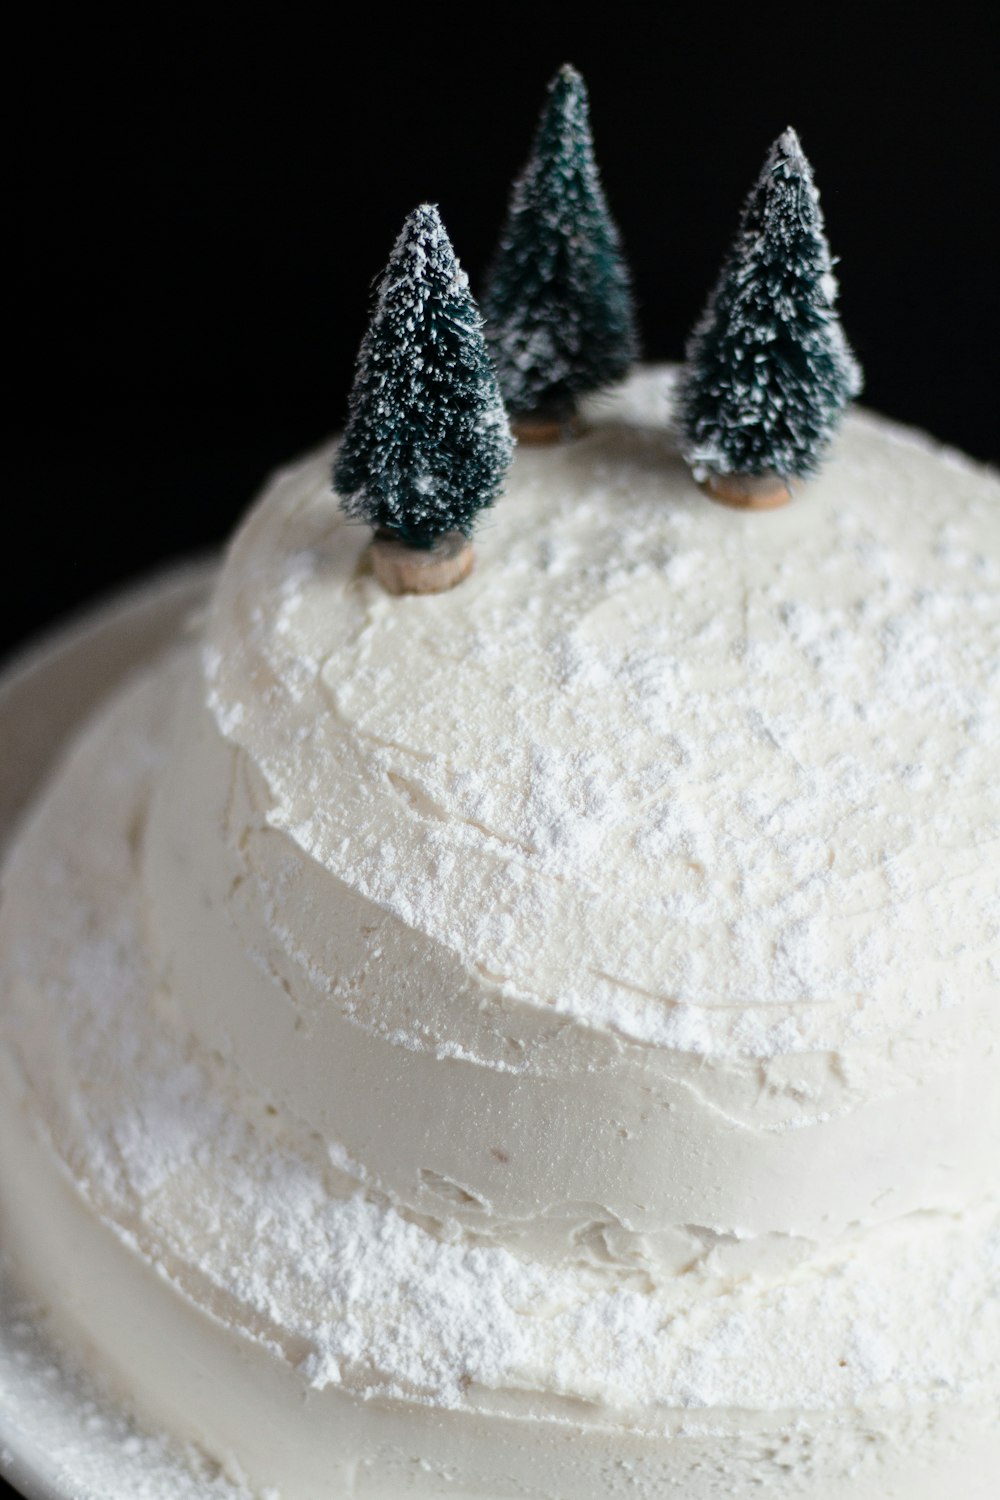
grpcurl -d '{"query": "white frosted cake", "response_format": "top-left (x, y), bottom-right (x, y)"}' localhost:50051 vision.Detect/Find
top-left (1, 367), bottom-right (998, 1498)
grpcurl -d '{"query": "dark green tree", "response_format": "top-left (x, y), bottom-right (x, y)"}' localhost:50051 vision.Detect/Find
top-left (677, 128), bottom-right (862, 483)
top-left (481, 63), bottom-right (638, 425)
top-left (334, 204), bottom-right (513, 549)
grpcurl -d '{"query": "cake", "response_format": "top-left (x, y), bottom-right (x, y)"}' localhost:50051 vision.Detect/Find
top-left (0, 364), bottom-right (998, 1498)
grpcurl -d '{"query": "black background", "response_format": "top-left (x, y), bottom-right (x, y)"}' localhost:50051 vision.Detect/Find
top-left (0, 4), bottom-right (997, 1490)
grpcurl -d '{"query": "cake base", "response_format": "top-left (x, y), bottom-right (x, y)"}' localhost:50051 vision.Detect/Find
top-left (5, 1042), bottom-right (998, 1500)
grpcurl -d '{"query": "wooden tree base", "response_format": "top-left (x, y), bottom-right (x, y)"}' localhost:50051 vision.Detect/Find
top-left (511, 411), bottom-right (584, 445)
top-left (370, 531), bottom-right (475, 596)
top-left (701, 471), bottom-right (792, 510)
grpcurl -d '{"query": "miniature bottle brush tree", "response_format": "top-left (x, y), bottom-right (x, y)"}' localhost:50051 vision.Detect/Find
top-left (334, 204), bottom-right (513, 594)
top-left (677, 128), bottom-right (862, 509)
top-left (481, 63), bottom-right (639, 442)
top-left (334, 100), bottom-right (863, 601)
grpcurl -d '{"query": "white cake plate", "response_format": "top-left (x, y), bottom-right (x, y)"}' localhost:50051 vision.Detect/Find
top-left (0, 563), bottom-right (253, 1500)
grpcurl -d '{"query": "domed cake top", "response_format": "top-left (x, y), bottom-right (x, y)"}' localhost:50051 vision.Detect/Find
top-left (203, 368), bottom-right (1000, 1060)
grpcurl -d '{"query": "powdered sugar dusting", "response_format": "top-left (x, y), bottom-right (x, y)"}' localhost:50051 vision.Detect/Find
top-left (201, 368), bottom-right (1000, 1057)
top-left (6, 713), bottom-right (1000, 1415)
top-left (2, 552), bottom-right (999, 1425)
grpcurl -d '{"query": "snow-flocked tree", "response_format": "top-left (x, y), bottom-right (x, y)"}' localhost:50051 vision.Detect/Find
top-left (481, 63), bottom-right (638, 428)
top-left (677, 128), bottom-right (862, 485)
top-left (334, 204), bottom-right (513, 549)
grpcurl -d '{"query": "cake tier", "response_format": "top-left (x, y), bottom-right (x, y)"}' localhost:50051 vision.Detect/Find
top-left (142, 367), bottom-right (1000, 1273)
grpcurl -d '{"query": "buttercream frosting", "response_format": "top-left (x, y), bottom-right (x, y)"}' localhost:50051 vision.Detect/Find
top-left (1, 367), bottom-right (998, 1497)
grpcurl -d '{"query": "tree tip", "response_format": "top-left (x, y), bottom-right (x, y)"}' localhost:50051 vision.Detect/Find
top-left (395, 202), bottom-right (452, 255)
top-left (758, 127), bottom-right (816, 194)
top-left (773, 126), bottom-right (807, 164)
top-left (551, 61), bottom-right (585, 91)
top-left (409, 201), bottom-right (444, 227)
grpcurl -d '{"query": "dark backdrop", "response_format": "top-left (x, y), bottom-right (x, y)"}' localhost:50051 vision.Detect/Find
top-left (0, 9), bottom-right (998, 1494)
